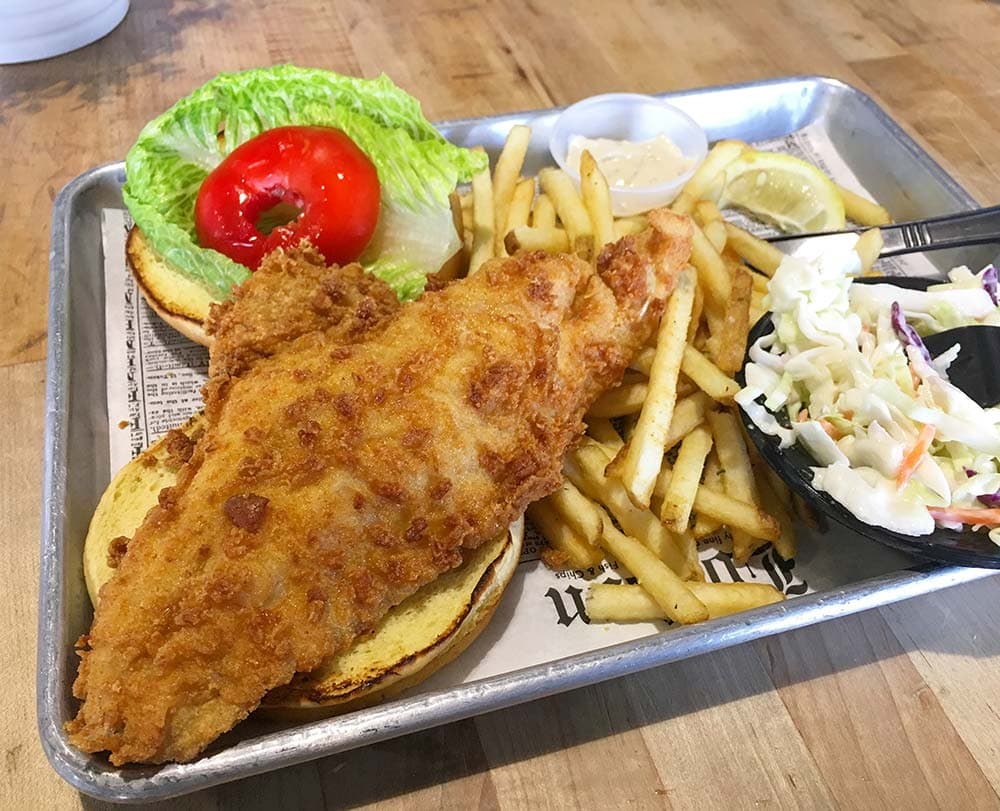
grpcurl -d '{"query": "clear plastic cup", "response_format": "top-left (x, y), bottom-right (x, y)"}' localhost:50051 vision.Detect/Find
top-left (549, 93), bottom-right (708, 216)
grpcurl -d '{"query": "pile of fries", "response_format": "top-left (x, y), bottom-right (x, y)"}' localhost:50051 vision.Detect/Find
top-left (461, 127), bottom-right (891, 628)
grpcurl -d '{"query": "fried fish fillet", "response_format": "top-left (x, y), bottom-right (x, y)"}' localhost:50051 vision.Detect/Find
top-left (67, 209), bottom-right (693, 764)
top-left (205, 243), bottom-right (401, 382)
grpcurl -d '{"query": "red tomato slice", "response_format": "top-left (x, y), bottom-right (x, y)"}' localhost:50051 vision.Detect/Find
top-left (195, 126), bottom-right (381, 269)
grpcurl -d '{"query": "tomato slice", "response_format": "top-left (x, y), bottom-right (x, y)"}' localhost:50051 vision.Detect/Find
top-left (195, 126), bottom-right (381, 269)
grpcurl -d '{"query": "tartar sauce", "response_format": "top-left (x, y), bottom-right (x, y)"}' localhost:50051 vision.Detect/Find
top-left (567, 134), bottom-right (693, 188)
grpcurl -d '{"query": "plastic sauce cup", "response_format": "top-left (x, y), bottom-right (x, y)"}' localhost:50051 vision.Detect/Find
top-left (549, 93), bottom-right (708, 217)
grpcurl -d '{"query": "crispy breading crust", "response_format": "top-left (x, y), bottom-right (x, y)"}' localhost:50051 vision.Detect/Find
top-left (67, 211), bottom-right (692, 765)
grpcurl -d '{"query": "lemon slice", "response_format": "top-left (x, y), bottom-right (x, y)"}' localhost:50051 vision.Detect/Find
top-left (717, 151), bottom-right (845, 233)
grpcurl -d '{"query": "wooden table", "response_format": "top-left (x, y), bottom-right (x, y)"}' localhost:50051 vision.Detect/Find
top-left (5, 1), bottom-right (1000, 807)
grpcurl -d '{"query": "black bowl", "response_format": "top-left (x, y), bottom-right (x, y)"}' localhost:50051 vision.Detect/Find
top-left (736, 305), bottom-right (1000, 569)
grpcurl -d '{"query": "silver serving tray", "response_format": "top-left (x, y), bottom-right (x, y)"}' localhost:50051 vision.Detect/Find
top-left (39, 75), bottom-right (998, 802)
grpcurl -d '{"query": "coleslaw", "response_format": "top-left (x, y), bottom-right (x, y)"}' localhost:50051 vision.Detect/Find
top-left (736, 246), bottom-right (1000, 540)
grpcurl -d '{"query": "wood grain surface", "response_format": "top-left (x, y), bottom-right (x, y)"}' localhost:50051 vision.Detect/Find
top-left (4, 1), bottom-right (1000, 808)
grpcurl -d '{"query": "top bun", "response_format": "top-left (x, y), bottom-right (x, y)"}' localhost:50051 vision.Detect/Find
top-left (126, 227), bottom-right (216, 347)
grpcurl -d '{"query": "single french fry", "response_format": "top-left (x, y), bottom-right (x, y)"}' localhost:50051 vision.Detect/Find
top-left (703, 219), bottom-right (727, 254)
top-left (681, 345), bottom-right (741, 402)
top-left (692, 451), bottom-right (724, 537)
top-left (662, 392), bottom-right (712, 451)
top-left (566, 439), bottom-right (700, 579)
top-left (586, 417), bottom-right (625, 454)
top-left (612, 219), bottom-right (644, 239)
top-left (757, 472), bottom-right (799, 561)
top-left (539, 167), bottom-right (594, 259)
top-left (504, 225), bottom-right (570, 254)
top-left (469, 163), bottom-right (495, 274)
top-left (532, 193), bottom-right (557, 229)
top-left (749, 268), bottom-right (769, 294)
top-left (586, 381), bottom-right (649, 418)
top-left (580, 149), bottom-right (616, 252)
top-left (673, 139), bottom-right (747, 208)
top-left (687, 282), bottom-right (705, 344)
top-left (660, 424), bottom-right (713, 532)
top-left (628, 346), bottom-right (656, 376)
top-left (691, 225), bottom-right (732, 309)
top-left (723, 222), bottom-right (786, 277)
top-left (543, 479), bottom-right (603, 546)
top-left (492, 125), bottom-right (532, 255)
top-left (713, 264), bottom-right (754, 375)
top-left (693, 199), bottom-right (723, 227)
top-left (433, 191), bottom-right (468, 283)
top-left (586, 581), bottom-right (783, 622)
top-left (597, 515), bottom-right (708, 624)
top-left (708, 410), bottom-right (759, 504)
top-left (707, 409), bottom-right (761, 563)
top-left (617, 267), bottom-right (698, 506)
top-left (837, 184), bottom-right (892, 226)
top-left (855, 228), bottom-right (883, 274)
top-left (694, 486), bottom-right (780, 541)
top-left (527, 501), bottom-right (604, 569)
top-left (505, 177), bottom-right (536, 234)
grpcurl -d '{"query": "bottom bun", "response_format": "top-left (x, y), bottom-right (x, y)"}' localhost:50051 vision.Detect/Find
top-left (84, 413), bottom-right (523, 716)
top-left (126, 227), bottom-right (215, 347)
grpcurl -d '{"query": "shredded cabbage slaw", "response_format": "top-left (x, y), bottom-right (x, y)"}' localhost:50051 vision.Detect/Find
top-left (735, 247), bottom-right (1000, 540)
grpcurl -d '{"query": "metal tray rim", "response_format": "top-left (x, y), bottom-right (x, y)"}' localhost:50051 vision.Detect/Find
top-left (38, 74), bottom-right (998, 802)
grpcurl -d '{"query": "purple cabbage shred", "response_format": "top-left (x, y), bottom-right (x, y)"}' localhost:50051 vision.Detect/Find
top-left (983, 264), bottom-right (999, 306)
top-left (890, 301), bottom-right (931, 364)
top-left (964, 467), bottom-right (1000, 507)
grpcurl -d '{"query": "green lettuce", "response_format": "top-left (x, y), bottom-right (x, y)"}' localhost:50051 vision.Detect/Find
top-left (123, 66), bottom-right (486, 300)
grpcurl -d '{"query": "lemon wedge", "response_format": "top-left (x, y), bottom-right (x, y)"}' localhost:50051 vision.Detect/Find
top-left (716, 150), bottom-right (845, 233)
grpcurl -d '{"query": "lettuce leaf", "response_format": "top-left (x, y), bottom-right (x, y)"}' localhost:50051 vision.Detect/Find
top-left (123, 66), bottom-right (486, 300)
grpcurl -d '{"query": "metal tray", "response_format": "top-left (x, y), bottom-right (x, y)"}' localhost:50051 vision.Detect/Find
top-left (39, 75), bottom-right (998, 802)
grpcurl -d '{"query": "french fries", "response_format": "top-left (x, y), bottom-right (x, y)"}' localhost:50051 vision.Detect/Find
top-left (597, 514), bottom-right (709, 624)
top-left (615, 267), bottom-right (697, 506)
top-left (690, 225), bottom-right (732, 308)
top-left (463, 124), bottom-right (892, 633)
top-left (505, 225), bottom-right (570, 254)
top-left (526, 501), bottom-right (604, 569)
top-left (659, 424), bottom-right (713, 532)
top-left (565, 439), bottom-right (700, 580)
top-left (711, 263), bottom-right (753, 375)
top-left (585, 417), bottom-right (625, 454)
top-left (587, 381), bottom-right (649, 418)
top-left (469, 163), bottom-right (495, 274)
top-left (855, 227), bottom-right (883, 274)
top-left (538, 167), bottom-right (594, 259)
top-left (532, 193), bottom-right (556, 228)
top-left (587, 581), bottom-right (784, 622)
top-left (671, 139), bottom-right (747, 215)
top-left (543, 479), bottom-right (604, 546)
top-left (505, 177), bottom-right (536, 235)
top-left (702, 219), bottom-right (727, 254)
top-left (723, 222), bottom-right (786, 277)
top-left (707, 410), bottom-right (761, 563)
top-left (837, 184), bottom-right (892, 227)
top-left (681, 345), bottom-right (740, 402)
top-left (492, 125), bottom-right (532, 255)
top-left (655, 470), bottom-right (782, 542)
top-left (580, 149), bottom-right (616, 252)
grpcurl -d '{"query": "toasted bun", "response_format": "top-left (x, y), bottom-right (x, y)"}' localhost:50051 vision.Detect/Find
top-left (126, 227), bottom-right (215, 347)
top-left (84, 414), bottom-right (523, 716)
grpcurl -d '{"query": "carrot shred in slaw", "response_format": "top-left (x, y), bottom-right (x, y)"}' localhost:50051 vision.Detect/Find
top-left (896, 424), bottom-right (936, 490)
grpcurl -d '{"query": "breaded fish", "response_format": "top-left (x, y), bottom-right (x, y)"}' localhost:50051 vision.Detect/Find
top-left (67, 210), bottom-right (693, 764)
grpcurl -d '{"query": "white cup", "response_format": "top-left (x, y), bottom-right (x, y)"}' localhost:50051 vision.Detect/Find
top-left (0, 0), bottom-right (129, 64)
